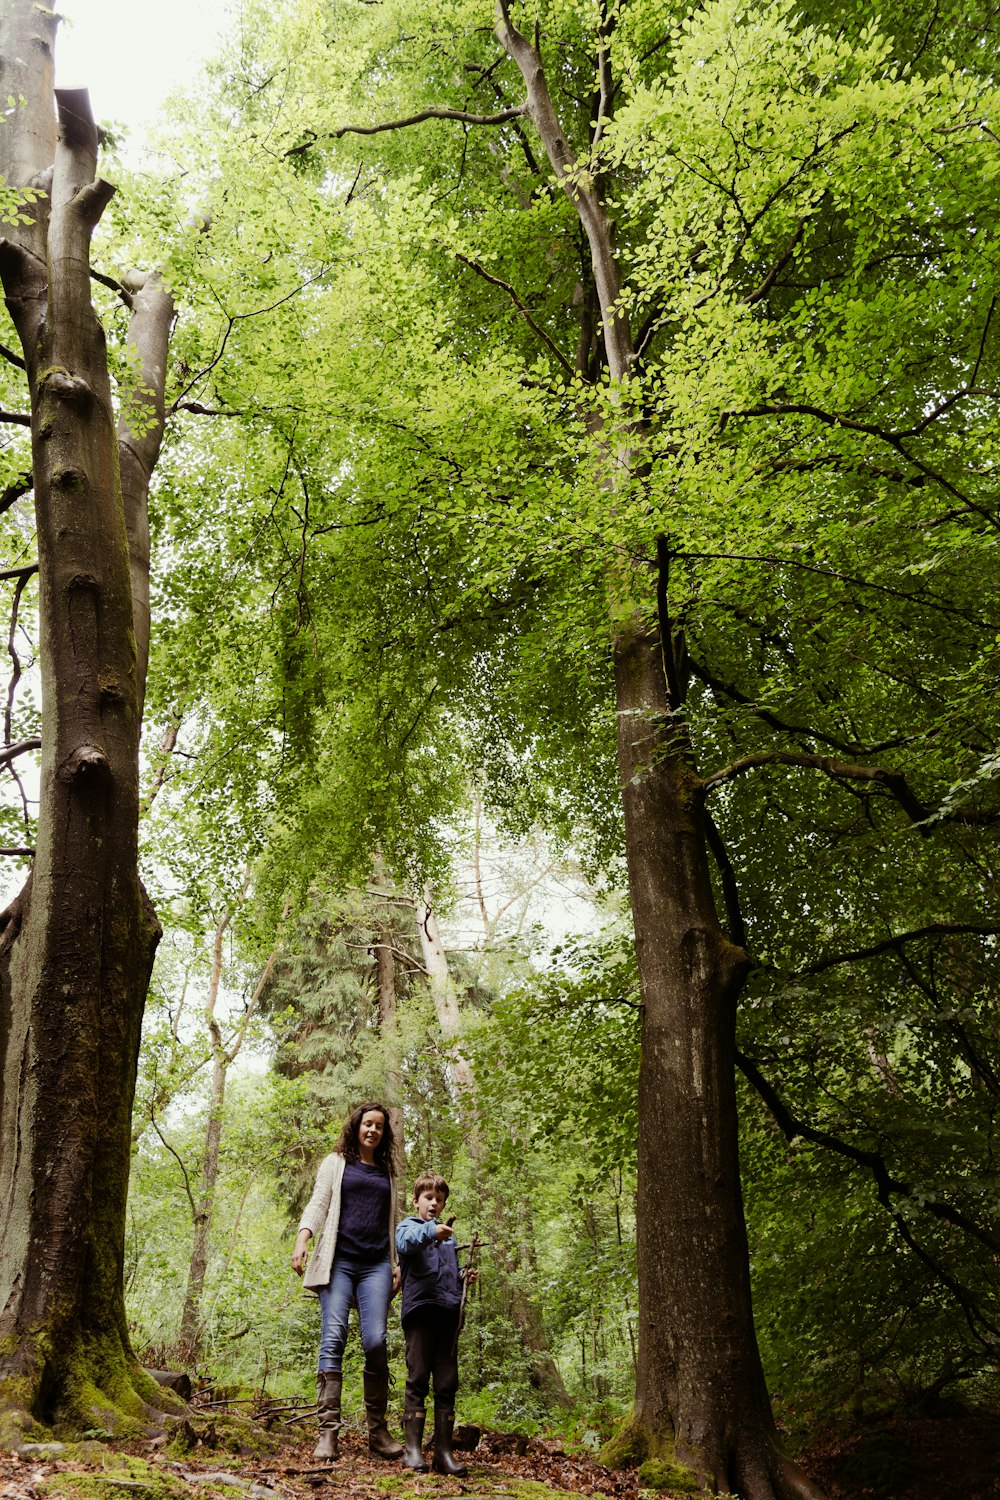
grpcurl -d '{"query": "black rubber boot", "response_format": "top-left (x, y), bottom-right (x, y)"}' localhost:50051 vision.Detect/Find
top-left (432, 1406), bottom-right (467, 1476)
top-left (364, 1367), bottom-right (404, 1459)
top-left (402, 1409), bottom-right (429, 1472)
top-left (311, 1370), bottom-right (342, 1462)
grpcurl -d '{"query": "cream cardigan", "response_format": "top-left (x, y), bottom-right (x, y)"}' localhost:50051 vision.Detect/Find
top-left (298, 1151), bottom-right (399, 1292)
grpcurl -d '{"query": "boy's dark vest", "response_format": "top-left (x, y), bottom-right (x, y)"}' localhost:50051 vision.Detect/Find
top-left (399, 1218), bottom-right (462, 1322)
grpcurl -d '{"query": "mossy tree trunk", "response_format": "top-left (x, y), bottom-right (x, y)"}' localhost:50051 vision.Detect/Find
top-left (0, 0), bottom-right (173, 1435)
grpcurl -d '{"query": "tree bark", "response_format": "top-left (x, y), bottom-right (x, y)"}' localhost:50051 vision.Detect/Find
top-left (0, 2), bottom-right (173, 1436)
top-left (415, 886), bottom-right (477, 1100)
top-left (373, 922), bottom-right (405, 1170)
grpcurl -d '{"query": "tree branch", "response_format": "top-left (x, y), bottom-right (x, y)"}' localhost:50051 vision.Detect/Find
top-left (704, 809), bottom-right (748, 950)
top-left (744, 219), bottom-right (807, 307)
top-left (796, 922), bottom-right (1000, 977)
top-left (149, 1105), bottom-right (199, 1221)
top-left (0, 738), bottom-right (40, 766)
top-left (451, 250), bottom-right (575, 376)
top-left (0, 475), bottom-right (32, 516)
top-left (737, 1048), bottom-right (1000, 1262)
top-left (679, 548), bottom-right (995, 631)
top-left (702, 749), bottom-right (931, 824)
top-left (333, 104), bottom-right (528, 139)
top-left (686, 651), bottom-right (908, 757)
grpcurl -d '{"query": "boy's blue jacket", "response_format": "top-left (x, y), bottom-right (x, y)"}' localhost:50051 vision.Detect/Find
top-left (395, 1215), bottom-right (462, 1323)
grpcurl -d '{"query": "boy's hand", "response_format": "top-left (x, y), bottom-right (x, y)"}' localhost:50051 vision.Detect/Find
top-left (464, 1268), bottom-right (479, 1285)
top-left (434, 1222), bottom-right (455, 1241)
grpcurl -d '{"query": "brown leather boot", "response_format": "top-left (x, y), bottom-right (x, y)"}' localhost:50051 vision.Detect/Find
top-left (402, 1409), bottom-right (429, 1472)
top-left (311, 1370), bottom-right (342, 1462)
top-left (432, 1406), bottom-right (467, 1476)
top-left (363, 1368), bottom-right (404, 1459)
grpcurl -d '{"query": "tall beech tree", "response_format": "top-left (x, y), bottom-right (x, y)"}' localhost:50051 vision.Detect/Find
top-left (0, 2), bottom-right (175, 1430)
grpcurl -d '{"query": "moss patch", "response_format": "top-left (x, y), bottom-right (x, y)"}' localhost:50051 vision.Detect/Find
top-left (38, 1454), bottom-right (191, 1500)
top-left (637, 1456), bottom-right (702, 1494)
top-left (374, 1478), bottom-right (591, 1500)
top-left (599, 1413), bottom-right (648, 1470)
top-left (182, 1413), bottom-right (280, 1458)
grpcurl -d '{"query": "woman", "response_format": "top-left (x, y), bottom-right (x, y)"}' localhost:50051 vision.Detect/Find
top-left (292, 1103), bottom-right (404, 1462)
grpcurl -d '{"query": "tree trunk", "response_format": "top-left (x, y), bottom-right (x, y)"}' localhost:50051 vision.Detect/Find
top-left (179, 911), bottom-right (231, 1360)
top-left (179, 899), bottom-right (275, 1360)
top-left (0, 1), bottom-right (173, 1436)
top-left (414, 886), bottom-right (571, 1408)
top-left (613, 629), bottom-right (821, 1495)
top-left (415, 886), bottom-right (477, 1099)
top-left (374, 919), bottom-right (405, 1170)
top-left (371, 853), bottom-right (405, 1166)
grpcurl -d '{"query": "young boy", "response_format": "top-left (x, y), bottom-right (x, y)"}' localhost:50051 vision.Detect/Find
top-left (395, 1172), bottom-right (476, 1475)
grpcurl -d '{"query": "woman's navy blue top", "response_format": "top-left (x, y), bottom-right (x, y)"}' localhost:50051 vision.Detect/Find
top-left (336, 1160), bottom-right (392, 1259)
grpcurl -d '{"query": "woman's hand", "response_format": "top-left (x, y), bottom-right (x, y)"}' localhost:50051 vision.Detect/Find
top-left (291, 1228), bottom-right (312, 1276)
top-left (391, 1265), bottom-right (402, 1296)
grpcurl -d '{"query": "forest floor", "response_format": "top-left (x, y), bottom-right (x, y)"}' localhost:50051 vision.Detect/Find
top-left (0, 1403), bottom-right (997, 1500)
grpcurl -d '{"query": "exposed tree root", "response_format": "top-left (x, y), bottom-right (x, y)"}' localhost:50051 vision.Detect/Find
top-left (0, 1338), bottom-right (185, 1453)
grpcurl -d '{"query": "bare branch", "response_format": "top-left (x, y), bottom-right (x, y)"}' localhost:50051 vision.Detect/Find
top-left (149, 1105), bottom-right (199, 1220)
top-left (452, 250), bottom-right (576, 376)
top-left (0, 738), bottom-right (41, 766)
top-left (332, 104), bottom-right (528, 139)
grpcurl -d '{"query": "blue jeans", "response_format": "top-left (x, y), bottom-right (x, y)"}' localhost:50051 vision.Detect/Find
top-left (317, 1255), bottom-right (393, 1375)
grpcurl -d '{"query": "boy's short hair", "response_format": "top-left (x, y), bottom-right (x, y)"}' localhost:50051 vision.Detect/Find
top-left (412, 1171), bottom-right (449, 1201)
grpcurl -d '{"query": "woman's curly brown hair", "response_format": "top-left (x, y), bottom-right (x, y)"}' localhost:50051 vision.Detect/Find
top-left (337, 1102), bottom-right (396, 1171)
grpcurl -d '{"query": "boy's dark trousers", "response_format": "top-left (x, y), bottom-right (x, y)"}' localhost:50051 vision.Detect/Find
top-left (403, 1308), bottom-right (466, 1475)
top-left (403, 1308), bottom-right (460, 1410)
